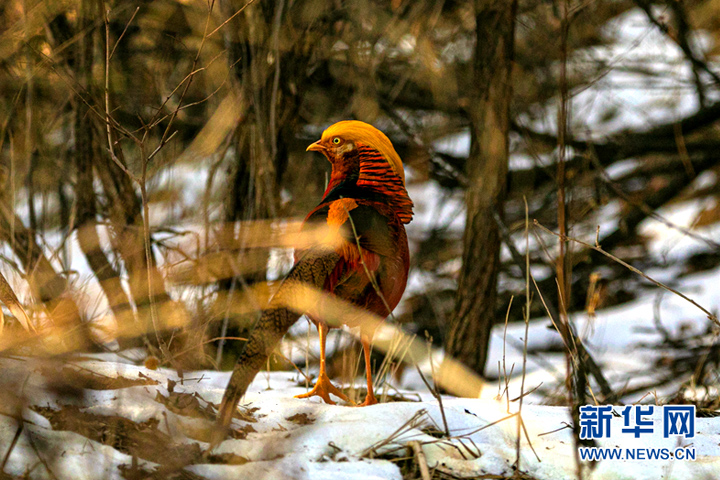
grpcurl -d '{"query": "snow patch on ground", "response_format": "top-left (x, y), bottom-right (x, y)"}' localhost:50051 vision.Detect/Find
top-left (2, 346), bottom-right (718, 480)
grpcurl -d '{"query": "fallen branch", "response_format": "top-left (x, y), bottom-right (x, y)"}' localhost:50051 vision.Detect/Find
top-left (409, 441), bottom-right (432, 480)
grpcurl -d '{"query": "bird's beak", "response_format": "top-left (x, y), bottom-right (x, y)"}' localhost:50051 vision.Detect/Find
top-left (306, 140), bottom-right (326, 153)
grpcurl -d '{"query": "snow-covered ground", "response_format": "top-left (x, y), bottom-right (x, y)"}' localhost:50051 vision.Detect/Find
top-left (2, 349), bottom-right (718, 480)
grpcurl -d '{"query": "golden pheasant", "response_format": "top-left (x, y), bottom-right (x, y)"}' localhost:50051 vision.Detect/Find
top-left (214, 120), bottom-right (413, 441)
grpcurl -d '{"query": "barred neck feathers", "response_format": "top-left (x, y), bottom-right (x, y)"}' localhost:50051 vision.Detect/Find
top-left (322, 143), bottom-right (414, 224)
top-left (356, 144), bottom-right (413, 224)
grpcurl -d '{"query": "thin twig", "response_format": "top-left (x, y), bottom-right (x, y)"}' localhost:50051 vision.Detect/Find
top-left (586, 143), bottom-right (720, 250)
top-left (1, 421), bottom-right (23, 470)
top-left (109, 6), bottom-right (140, 60)
top-left (414, 362), bottom-right (450, 437)
top-left (104, 6), bottom-right (137, 182)
top-left (515, 198), bottom-right (532, 473)
top-left (455, 412), bottom-right (518, 439)
top-left (361, 409), bottom-right (427, 458)
top-left (269, 0), bottom-right (284, 161)
top-left (492, 210), bottom-right (616, 401)
top-left (207, 0), bottom-right (259, 38)
top-left (534, 220), bottom-right (719, 326)
top-left (520, 416), bottom-right (541, 463)
top-left (500, 295), bottom-right (515, 412)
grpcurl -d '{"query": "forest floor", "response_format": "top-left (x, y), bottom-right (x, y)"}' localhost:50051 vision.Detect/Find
top-left (2, 250), bottom-right (719, 480)
top-left (1, 352), bottom-right (718, 480)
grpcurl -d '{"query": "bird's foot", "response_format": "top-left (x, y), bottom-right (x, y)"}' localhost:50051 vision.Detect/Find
top-left (295, 374), bottom-right (355, 405)
top-left (356, 392), bottom-right (378, 407)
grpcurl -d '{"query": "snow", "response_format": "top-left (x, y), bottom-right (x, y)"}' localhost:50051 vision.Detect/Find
top-left (2, 351), bottom-right (718, 480)
top-left (481, 193), bottom-right (720, 406)
top-left (0, 416), bottom-right (147, 480)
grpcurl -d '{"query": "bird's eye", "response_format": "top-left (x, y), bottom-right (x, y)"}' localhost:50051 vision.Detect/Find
top-left (332, 137), bottom-right (341, 144)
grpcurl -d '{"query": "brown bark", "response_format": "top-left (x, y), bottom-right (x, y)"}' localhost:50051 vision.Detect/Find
top-left (445, 0), bottom-right (516, 375)
top-left (221, 0), bottom-right (283, 230)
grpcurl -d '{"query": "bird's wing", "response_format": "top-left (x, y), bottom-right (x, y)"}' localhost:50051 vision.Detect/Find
top-left (304, 200), bottom-right (394, 257)
top-left (303, 200), bottom-right (395, 294)
top-left (338, 204), bottom-right (395, 257)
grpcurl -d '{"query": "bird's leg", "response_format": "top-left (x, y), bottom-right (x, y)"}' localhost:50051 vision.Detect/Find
top-left (357, 335), bottom-right (378, 406)
top-left (295, 322), bottom-right (352, 405)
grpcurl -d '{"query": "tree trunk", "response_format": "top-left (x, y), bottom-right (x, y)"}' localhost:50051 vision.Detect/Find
top-left (221, 0), bottom-right (282, 237)
top-left (445, 0), bottom-right (516, 376)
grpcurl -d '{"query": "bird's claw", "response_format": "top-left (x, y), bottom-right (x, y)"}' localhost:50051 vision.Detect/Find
top-left (295, 374), bottom-right (355, 405)
top-left (355, 392), bottom-right (378, 407)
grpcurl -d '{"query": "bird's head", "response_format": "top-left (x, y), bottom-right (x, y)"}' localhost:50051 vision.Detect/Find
top-left (306, 120), bottom-right (406, 185)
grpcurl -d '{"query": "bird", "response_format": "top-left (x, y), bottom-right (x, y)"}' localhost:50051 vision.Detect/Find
top-left (214, 120), bottom-right (413, 443)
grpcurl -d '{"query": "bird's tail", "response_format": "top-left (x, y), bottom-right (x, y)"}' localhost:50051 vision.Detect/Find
top-left (212, 249), bottom-right (340, 446)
